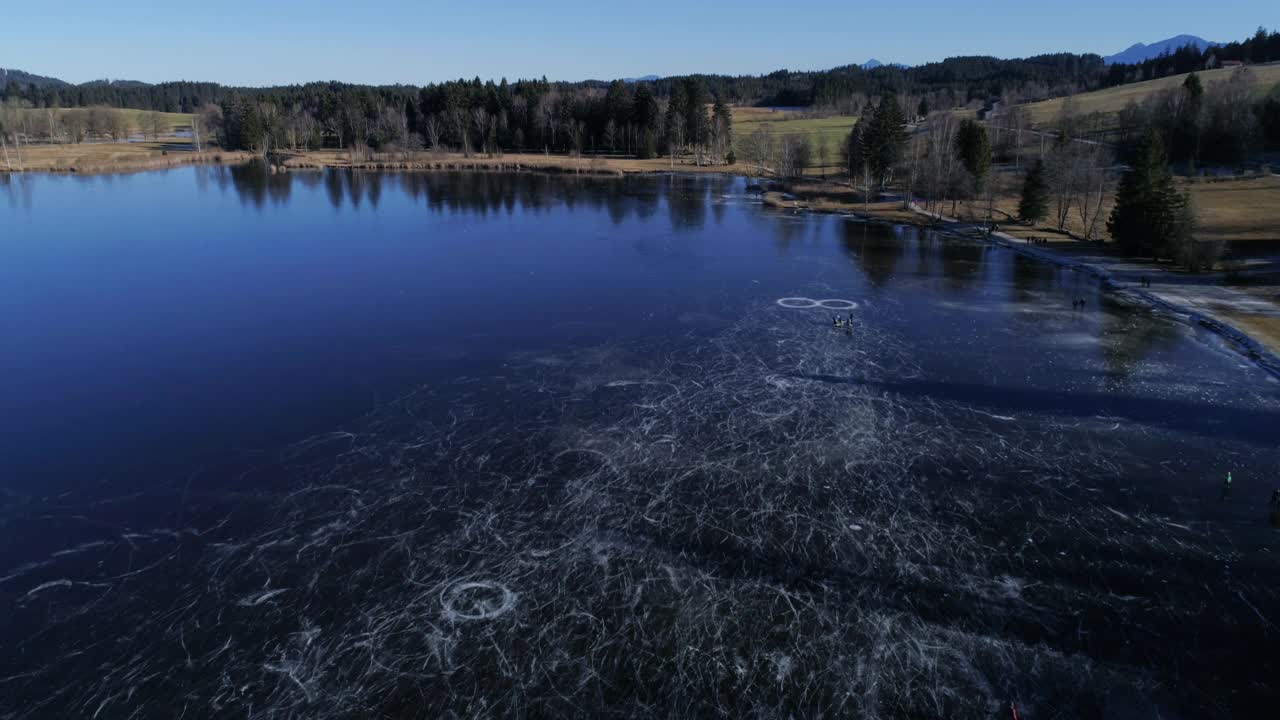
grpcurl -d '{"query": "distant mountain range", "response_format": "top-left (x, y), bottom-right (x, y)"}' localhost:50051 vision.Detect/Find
top-left (1103, 34), bottom-right (1220, 65)
top-left (861, 59), bottom-right (884, 70)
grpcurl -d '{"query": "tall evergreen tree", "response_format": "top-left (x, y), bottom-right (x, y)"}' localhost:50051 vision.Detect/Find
top-left (916, 97), bottom-right (929, 118)
top-left (633, 85), bottom-right (660, 159)
top-left (1107, 129), bottom-right (1189, 258)
top-left (682, 78), bottom-right (710, 153)
top-left (1017, 159), bottom-right (1049, 224)
top-left (220, 95), bottom-right (264, 152)
top-left (954, 118), bottom-right (991, 190)
top-left (844, 123), bottom-right (865, 179)
top-left (863, 94), bottom-right (906, 191)
top-left (604, 80), bottom-right (632, 140)
top-left (1180, 71), bottom-right (1205, 169)
top-left (1183, 72), bottom-right (1204, 104)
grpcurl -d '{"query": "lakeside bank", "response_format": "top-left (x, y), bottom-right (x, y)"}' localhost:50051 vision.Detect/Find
top-left (6, 147), bottom-right (1278, 371)
top-left (904, 204), bottom-right (1280, 378)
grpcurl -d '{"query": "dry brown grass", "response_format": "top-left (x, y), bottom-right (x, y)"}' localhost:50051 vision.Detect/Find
top-left (278, 149), bottom-right (747, 176)
top-left (942, 173), bottom-right (1280, 245)
top-left (943, 194), bottom-right (1111, 241)
top-left (1184, 174), bottom-right (1280, 242)
top-left (5, 138), bottom-right (250, 174)
top-left (3, 145), bottom-right (746, 177)
top-left (761, 181), bottom-right (938, 224)
top-left (1219, 312), bottom-right (1280, 352)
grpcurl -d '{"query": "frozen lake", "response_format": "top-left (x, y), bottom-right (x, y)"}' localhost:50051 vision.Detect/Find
top-left (1, 167), bottom-right (1277, 718)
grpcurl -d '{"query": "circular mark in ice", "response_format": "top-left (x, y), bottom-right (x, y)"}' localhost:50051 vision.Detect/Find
top-left (441, 580), bottom-right (517, 622)
top-left (776, 297), bottom-right (859, 310)
top-left (776, 297), bottom-right (820, 309)
top-left (816, 299), bottom-right (858, 310)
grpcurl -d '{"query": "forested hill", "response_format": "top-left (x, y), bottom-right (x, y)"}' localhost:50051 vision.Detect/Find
top-left (0, 68), bottom-right (68, 90)
top-left (3, 28), bottom-right (1275, 116)
top-left (3, 53), bottom-right (1109, 115)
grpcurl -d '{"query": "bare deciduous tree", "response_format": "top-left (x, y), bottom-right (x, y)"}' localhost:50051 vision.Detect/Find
top-left (746, 123), bottom-right (774, 175)
top-left (777, 134), bottom-right (812, 178)
top-left (197, 105), bottom-right (223, 148)
top-left (343, 105), bottom-right (369, 161)
top-left (448, 106), bottom-right (470, 157)
top-left (375, 105), bottom-right (408, 154)
top-left (603, 119), bottom-right (617, 154)
top-left (919, 112), bottom-right (958, 216)
top-left (144, 111), bottom-right (166, 141)
top-left (61, 109), bottom-right (87, 144)
top-left (570, 120), bottom-right (585, 158)
top-left (107, 110), bottom-right (131, 143)
top-left (1072, 144), bottom-right (1114, 241)
top-left (899, 128), bottom-right (925, 211)
top-left (258, 102), bottom-right (281, 158)
top-left (86, 106), bottom-right (108, 141)
top-left (424, 114), bottom-right (442, 152)
top-left (471, 108), bottom-right (490, 156)
top-left (0, 102), bottom-right (16, 170)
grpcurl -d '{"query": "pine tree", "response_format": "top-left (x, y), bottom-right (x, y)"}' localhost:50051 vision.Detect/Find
top-left (1107, 128), bottom-right (1188, 258)
top-left (954, 118), bottom-right (991, 189)
top-left (1183, 72), bottom-right (1204, 103)
top-left (1180, 72), bottom-right (1204, 170)
top-left (844, 123), bottom-right (865, 178)
top-left (634, 85), bottom-right (660, 159)
top-left (917, 97), bottom-right (929, 119)
top-left (1018, 159), bottom-right (1049, 224)
top-left (863, 94), bottom-right (906, 191)
top-left (682, 78), bottom-right (710, 162)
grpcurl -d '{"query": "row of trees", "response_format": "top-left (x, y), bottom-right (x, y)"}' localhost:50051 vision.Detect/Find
top-left (0, 103), bottom-right (173, 144)
top-left (1, 52), bottom-right (1115, 118)
top-left (0, 101), bottom-right (181, 170)
top-left (844, 95), bottom-right (909, 193)
top-left (767, 89), bottom-right (1217, 270)
top-left (1014, 124), bottom-right (1212, 268)
top-left (198, 77), bottom-right (736, 164)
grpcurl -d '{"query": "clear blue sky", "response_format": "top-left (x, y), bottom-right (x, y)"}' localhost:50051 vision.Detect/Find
top-left (2, 1), bottom-right (1273, 86)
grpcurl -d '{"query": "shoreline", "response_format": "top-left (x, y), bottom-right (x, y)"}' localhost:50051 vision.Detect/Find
top-left (747, 184), bottom-right (1280, 375)
top-left (903, 204), bottom-right (1280, 378)
top-left (0, 149), bottom-right (256, 176)
top-left (7, 151), bottom-right (1278, 372)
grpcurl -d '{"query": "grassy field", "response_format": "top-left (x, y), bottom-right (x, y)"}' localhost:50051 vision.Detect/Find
top-left (731, 107), bottom-right (857, 172)
top-left (1017, 62), bottom-right (1280, 129)
top-left (920, 173), bottom-right (1280, 245)
top-left (3, 136), bottom-right (249, 173)
top-left (17, 108), bottom-right (194, 134)
top-left (1185, 174), bottom-right (1280, 242)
